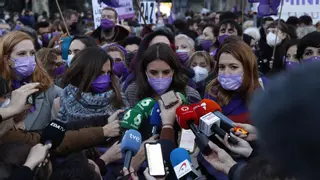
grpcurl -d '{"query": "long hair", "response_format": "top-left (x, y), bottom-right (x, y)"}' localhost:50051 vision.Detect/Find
top-left (36, 48), bottom-right (62, 77)
top-left (136, 43), bottom-right (188, 99)
top-left (206, 40), bottom-right (260, 106)
top-left (0, 31), bottom-right (53, 92)
top-left (63, 47), bottom-right (124, 108)
top-left (188, 51), bottom-right (215, 71)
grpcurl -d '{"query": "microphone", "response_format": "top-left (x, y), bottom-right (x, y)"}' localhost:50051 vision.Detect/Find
top-left (150, 102), bottom-right (161, 135)
top-left (134, 98), bottom-right (156, 119)
top-left (170, 148), bottom-right (203, 180)
top-left (120, 108), bottom-right (144, 130)
top-left (121, 129), bottom-right (142, 169)
top-left (61, 36), bottom-right (72, 61)
top-left (40, 120), bottom-right (67, 149)
top-left (176, 105), bottom-right (212, 155)
top-left (199, 99), bottom-right (238, 144)
top-left (177, 92), bottom-right (189, 105)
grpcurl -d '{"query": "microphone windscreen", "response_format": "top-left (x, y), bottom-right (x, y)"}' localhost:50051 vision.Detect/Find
top-left (61, 36), bottom-right (72, 60)
top-left (170, 148), bottom-right (192, 167)
top-left (190, 104), bottom-right (207, 120)
top-left (200, 99), bottom-right (222, 113)
top-left (158, 139), bottom-right (176, 164)
top-left (121, 129), bottom-right (142, 155)
top-left (176, 105), bottom-right (198, 129)
top-left (121, 108), bottom-right (144, 130)
top-left (40, 120), bottom-right (67, 149)
top-left (177, 92), bottom-right (189, 105)
top-left (150, 102), bottom-right (161, 127)
top-left (134, 98), bottom-right (156, 119)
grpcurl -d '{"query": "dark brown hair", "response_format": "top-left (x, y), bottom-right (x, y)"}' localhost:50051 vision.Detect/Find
top-left (63, 47), bottom-right (124, 108)
top-left (36, 48), bottom-right (62, 77)
top-left (136, 43), bottom-right (188, 99)
top-left (206, 40), bottom-right (260, 106)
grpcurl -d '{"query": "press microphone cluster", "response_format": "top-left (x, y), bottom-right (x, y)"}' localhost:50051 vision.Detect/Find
top-left (121, 129), bottom-right (142, 169)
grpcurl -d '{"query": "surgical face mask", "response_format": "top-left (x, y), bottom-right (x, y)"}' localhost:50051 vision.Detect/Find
top-left (12, 56), bottom-right (36, 78)
top-left (266, 32), bottom-right (282, 47)
top-left (147, 74), bottom-right (173, 95)
top-left (176, 49), bottom-right (190, 65)
top-left (193, 66), bottom-right (209, 83)
top-left (303, 56), bottom-right (320, 63)
top-left (91, 74), bottom-right (111, 93)
top-left (218, 73), bottom-right (243, 90)
top-left (67, 54), bottom-right (74, 67)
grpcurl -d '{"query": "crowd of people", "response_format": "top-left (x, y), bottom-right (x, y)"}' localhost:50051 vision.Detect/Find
top-left (0, 4), bottom-right (320, 180)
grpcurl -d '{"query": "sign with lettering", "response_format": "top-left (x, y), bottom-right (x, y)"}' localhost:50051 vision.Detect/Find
top-left (138, 1), bottom-right (157, 24)
top-left (92, 0), bottom-right (135, 28)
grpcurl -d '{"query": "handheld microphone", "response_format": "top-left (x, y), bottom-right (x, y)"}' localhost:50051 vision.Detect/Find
top-left (199, 99), bottom-right (238, 144)
top-left (134, 98), bottom-right (156, 119)
top-left (40, 120), bottom-right (67, 149)
top-left (121, 129), bottom-right (142, 169)
top-left (176, 105), bottom-right (212, 155)
top-left (120, 108), bottom-right (144, 130)
top-left (170, 148), bottom-right (203, 180)
top-left (61, 36), bottom-right (72, 61)
top-left (150, 102), bottom-right (161, 135)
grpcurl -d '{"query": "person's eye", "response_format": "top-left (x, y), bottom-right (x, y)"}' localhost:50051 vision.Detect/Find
top-left (176, 46), bottom-right (179, 50)
top-left (163, 70), bottom-right (171, 75)
top-left (149, 70), bottom-right (158, 76)
top-left (115, 58), bottom-right (122, 62)
top-left (218, 65), bottom-right (225, 70)
top-left (304, 50), bottom-right (313, 56)
top-left (293, 55), bottom-right (297, 59)
top-left (182, 45), bottom-right (188, 49)
top-left (230, 65), bottom-right (238, 70)
top-left (30, 51), bottom-right (36, 56)
top-left (17, 52), bottom-right (26, 56)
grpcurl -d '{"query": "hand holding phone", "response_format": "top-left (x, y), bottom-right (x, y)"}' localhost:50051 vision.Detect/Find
top-left (145, 142), bottom-right (166, 177)
top-left (160, 90), bottom-right (178, 109)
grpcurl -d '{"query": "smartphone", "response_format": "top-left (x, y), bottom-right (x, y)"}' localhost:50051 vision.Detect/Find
top-left (145, 143), bottom-right (166, 177)
top-left (179, 129), bottom-right (196, 153)
top-left (160, 90), bottom-right (178, 109)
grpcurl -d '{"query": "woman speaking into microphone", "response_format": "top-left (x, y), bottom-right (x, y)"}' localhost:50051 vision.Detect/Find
top-left (205, 39), bottom-right (263, 124)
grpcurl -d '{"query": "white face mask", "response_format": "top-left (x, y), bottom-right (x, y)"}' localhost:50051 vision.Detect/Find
top-left (67, 54), bottom-right (74, 67)
top-left (266, 32), bottom-right (282, 47)
top-left (193, 66), bottom-right (209, 83)
top-left (0, 98), bottom-right (10, 108)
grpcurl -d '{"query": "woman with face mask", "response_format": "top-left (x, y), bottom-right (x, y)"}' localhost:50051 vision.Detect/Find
top-left (67, 35), bottom-right (98, 67)
top-left (175, 34), bottom-right (195, 66)
top-left (36, 48), bottom-right (66, 86)
top-left (296, 31), bottom-right (320, 63)
top-left (125, 43), bottom-right (201, 137)
top-left (200, 25), bottom-right (217, 53)
top-left (0, 31), bottom-right (63, 131)
top-left (188, 51), bottom-right (215, 97)
top-left (52, 47), bottom-right (128, 125)
top-left (206, 40), bottom-right (261, 124)
top-left (260, 21), bottom-right (290, 75)
top-left (284, 39), bottom-right (299, 69)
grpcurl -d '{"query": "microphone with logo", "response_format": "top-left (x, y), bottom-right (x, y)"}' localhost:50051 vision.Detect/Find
top-left (120, 108), bottom-right (144, 131)
top-left (121, 129), bottom-right (142, 169)
top-left (40, 120), bottom-right (67, 149)
top-left (150, 101), bottom-right (161, 135)
top-left (170, 148), bottom-right (205, 180)
top-left (176, 105), bottom-right (212, 155)
top-left (198, 99), bottom-right (239, 144)
top-left (134, 97), bottom-right (156, 120)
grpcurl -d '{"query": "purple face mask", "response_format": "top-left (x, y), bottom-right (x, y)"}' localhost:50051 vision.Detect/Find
top-left (147, 76), bottom-right (173, 95)
top-left (113, 62), bottom-right (128, 77)
top-left (218, 73), bottom-right (243, 91)
top-left (285, 61), bottom-right (299, 69)
top-left (54, 64), bottom-right (66, 76)
top-left (52, 32), bottom-right (61, 37)
top-left (218, 34), bottom-right (229, 44)
top-left (176, 50), bottom-right (189, 65)
top-left (12, 56), bottom-right (36, 78)
top-left (303, 56), bottom-right (320, 63)
top-left (201, 40), bottom-right (213, 52)
top-left (91, 74), bottom-right (111, 93)
top-left (42, 33), bottom-right (52, 45)
top-left (101, 19), bottom-right (115, 31)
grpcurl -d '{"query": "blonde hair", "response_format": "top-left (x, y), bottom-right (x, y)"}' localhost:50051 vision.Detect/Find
top-left (0, 31), bottom-right (53, 92)
top-left (175, 34), bottom-right (195, 49)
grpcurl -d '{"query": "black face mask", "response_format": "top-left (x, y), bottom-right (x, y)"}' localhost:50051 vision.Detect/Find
top-left (125, 51), bottom-right (137, 67)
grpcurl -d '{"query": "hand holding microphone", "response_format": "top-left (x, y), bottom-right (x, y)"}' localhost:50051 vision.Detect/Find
top-left (23, 143), bottom-right (52, 170)
top-left (232, 123), bottom-right (257, 141)
top-left (202, 141), bottom-right (237, 175)
top-left (103, 120), bottom-right (121, 137)
top-left (215, 133), bottom-right (253, 158)
top-left (121, 129), bottom-right (142, 169)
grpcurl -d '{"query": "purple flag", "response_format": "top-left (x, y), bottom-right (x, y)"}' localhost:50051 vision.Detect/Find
top-left (258, 0), bottom-right (281, 17)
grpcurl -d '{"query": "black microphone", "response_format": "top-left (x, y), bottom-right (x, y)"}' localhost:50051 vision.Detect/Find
top-left (40, 120), bottom-right (67, 149)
